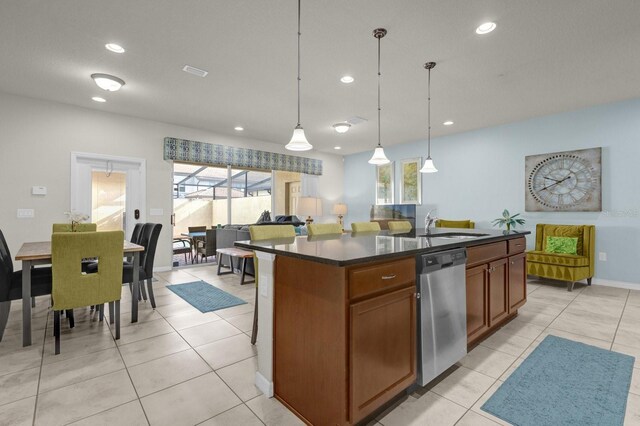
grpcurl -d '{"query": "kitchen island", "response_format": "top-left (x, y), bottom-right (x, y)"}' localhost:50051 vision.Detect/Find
top-left (236, 228), bottom-right (530, 425)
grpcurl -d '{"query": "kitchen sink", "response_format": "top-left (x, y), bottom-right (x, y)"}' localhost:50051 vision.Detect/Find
top-left (419, 232), bottom-right (490, 239)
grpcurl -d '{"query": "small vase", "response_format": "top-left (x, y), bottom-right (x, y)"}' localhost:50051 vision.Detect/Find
top-left (71, 221), bottom-right (79, 232)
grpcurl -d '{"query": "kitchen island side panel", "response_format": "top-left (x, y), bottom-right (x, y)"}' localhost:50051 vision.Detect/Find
top-left (274, 255), bottom-right (349, 425)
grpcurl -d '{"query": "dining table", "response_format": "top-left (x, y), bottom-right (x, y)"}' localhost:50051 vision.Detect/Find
top-left (14, 240), bottom-right (145, 347)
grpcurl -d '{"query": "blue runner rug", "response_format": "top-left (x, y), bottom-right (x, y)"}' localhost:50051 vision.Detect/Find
top-left (482, 335), bottom-right (634, 426)
top-left (167, 281), bottom-right (247, 313)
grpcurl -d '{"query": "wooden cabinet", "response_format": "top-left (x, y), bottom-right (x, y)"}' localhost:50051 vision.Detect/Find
top-left (274, 255), bottom-right (416, 426)
top-left (465, 264), bottom-right (489, 344)
top-left (466, 238), bottom-right (527, 346)
top-left (350, 286), bottom-right (416, 422)
top-left (508, 252), bottom-right (527, 311)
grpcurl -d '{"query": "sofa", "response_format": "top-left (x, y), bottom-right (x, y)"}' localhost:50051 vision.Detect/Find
top-left (526, 224), bottom-right (595, 291)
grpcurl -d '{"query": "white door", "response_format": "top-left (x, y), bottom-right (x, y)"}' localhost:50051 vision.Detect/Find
top-left (70, 152), bottom-right (146, 238)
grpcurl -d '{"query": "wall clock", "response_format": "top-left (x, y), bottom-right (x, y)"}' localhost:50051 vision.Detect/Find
top-left (525, 147), bottom-right (602, 212)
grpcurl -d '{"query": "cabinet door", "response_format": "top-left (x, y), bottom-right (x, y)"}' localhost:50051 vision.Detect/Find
top-left (488, 258), bottom-right (509, 326)
top-left (350, 286), bottom-right (416, 423)
top-left (466, 264), bottom-right (489, 344)
top-left (508, 253), bottom-right (527, 312)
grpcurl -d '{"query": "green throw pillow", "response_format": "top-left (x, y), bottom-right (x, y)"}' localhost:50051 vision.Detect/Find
top-left (545, 236), bottom-right (578, 255)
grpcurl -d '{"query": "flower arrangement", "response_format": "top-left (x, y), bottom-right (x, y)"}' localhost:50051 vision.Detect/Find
top-left (492, 209), bottom-right (525, 232)
top-left (64, 211), bottom-right (90, 232)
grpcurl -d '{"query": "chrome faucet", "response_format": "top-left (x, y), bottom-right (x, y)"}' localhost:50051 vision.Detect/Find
top-left (425, 210), bottom-right (438, 234)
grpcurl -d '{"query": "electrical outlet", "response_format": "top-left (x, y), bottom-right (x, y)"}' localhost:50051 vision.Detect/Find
top-left (17, 209), bottom-right (34, 218)
top-left (599, 252), bottom-right (607, 262)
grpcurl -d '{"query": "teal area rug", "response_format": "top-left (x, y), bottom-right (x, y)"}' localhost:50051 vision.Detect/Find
top-left (167, 281), bottom-right (247, 313)
top-left (482, 335), bottom-right (634, 426)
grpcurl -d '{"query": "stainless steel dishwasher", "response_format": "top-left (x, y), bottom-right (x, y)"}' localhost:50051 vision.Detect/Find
top-left (417, 248), bottom-right (468, 386)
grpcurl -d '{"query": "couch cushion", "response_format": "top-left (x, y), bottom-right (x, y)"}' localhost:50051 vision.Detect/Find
top-left (527, 251), bottom-right (590, 267)
top-left (542, 225), bottom-right (584, 255)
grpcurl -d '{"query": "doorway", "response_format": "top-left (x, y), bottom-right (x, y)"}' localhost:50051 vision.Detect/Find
top-left (70, 152), bottom-right (146, 238)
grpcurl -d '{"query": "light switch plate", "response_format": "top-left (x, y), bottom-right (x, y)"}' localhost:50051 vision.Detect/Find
top-left (17, 209), bottom-right (34, 218)
top-left (32, 186), bottom-right (47, 195)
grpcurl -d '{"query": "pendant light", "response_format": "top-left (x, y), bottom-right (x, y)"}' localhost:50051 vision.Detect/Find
top-left (286, 0), bottom-right (313, 151)
top-left (368, 28), bottom-right (390, 165)
top-left (420, 62), bottom-right (438, 173)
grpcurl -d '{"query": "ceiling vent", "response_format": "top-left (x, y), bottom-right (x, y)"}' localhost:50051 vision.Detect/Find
top-left (182, 65), bottom-right (208, 78)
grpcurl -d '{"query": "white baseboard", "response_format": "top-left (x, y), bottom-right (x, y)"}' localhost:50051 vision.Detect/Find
top-left (255, 372), bottom-right (274, 397)
top-left (591, 278), bottom-right (640, 291)
top-left (153, 266), bottom-right (172, 272)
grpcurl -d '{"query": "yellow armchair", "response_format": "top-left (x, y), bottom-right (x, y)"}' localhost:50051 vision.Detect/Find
top-left (387, 221), bottom-right (412, 232)
top-left (308, 223), bottom-right (342, 236)
top-left (52, 223), bottom-right (97, 232)
top-left (526, 224), bottom-right (595, 291)
top-left (351, 222), bottom-right (381, 232)
top-left (435, 219), bottom-right (475, 229)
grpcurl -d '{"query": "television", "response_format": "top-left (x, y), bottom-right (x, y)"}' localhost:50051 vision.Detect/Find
top-left (370, 204), bottom-right (416, 230)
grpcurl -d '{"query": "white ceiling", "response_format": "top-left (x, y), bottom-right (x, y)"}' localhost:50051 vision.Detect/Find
top-left (1, 0), bottom-right (639, 155)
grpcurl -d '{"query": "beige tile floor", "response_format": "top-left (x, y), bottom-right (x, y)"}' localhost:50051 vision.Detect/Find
top-left (1, 269), bottom-right (639, 425)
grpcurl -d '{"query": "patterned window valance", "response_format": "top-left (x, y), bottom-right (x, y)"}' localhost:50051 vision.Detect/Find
top-left (164, 137), bottom-right (323, 175)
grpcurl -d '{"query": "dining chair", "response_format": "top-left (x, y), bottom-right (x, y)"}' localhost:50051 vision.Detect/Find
top-left (248, 225), bottom-right (296, 345)
top-left (351, 222), bottom-right (381, 232)
top-left (387, 221), bottom-right (412, 232)
top-left (51, 230), bottom-right (124, 354)
top-left (52, 223), bottom-right (97, 232)
top-left (188, 226), bottom-right (206, 263)
top-left (0, 230), bottom-right (56, 342)
top-left (126, 223), bottom-right (162, 308)
top-left (196, 228), bottom-right (217, 263)
top-left (307, 223), bottom-right (342, 236)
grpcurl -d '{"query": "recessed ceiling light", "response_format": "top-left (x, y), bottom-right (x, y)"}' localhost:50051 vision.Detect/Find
top-left (234, 126), bottom-right (244, 131)
top-left (334, 146), bottom-right (342, 150)
top-left (105, 43), bottom-right (125, 53)
top-left (91, 73), bottom-right (125, 91)
top-left (443, 121), bottom-right (454, 126)
top-left (332, 123), bottom-right (351, 133)
top-left (92, 96), bottom-right (106, 103)
top-left (340, 75), bottom-right (355, 84)
top-left (476, 22), bottom-right (496, 35)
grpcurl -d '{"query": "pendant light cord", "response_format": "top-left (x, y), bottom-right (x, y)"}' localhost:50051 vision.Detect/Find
top-left (377, 34), bottom-right (381, 148)
top-left (427, 66), bottom-right (431, 158)
top-left (297, 0), bottom-right (301, 127)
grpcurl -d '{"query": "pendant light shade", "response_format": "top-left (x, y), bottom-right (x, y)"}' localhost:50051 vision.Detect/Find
top-left (286, 125), bottom-right (312, 151)
top-left (368, 28), bottom-right (390, 165)
top-left (420, 62), bottom-right (438, 174)
top-left (286, 0), bottom-right (312, 151)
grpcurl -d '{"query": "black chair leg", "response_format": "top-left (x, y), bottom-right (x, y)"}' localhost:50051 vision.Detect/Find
top-left (147, 278), bottom-right (156, 309)
top-left (0, 301), bottom-right (10, 342)
top-left (66, 309), bottom-right (75, 328)
top-left (587, 277), bottom-right (592, 286)
top-left (140, 279), bottom-right (148, 301)
top-left (54, 310), bottom-right (61, 355)
top-left (251, 285), bottom-right (258, 345)
top-left (99, 304), bottom-right (104, 322)
top-left (109, 302), bottom-right (115, 324)
top-left (115, 300), bottom-right (120, 340)
top-left (31, 297), bottom-right (36, 308)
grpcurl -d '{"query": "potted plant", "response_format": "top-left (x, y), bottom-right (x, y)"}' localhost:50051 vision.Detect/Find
top-left (492, 209), bottom-right (525, 232)
top-left (64, 211), bottom-right (90, 232)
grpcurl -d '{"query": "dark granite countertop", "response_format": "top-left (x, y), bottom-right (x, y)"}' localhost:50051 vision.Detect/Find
top-left (235, 228), bottom-right (530, 267)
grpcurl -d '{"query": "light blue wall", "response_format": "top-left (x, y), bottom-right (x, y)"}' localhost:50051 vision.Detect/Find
top-left (344, 98), bottom-right (640, 284)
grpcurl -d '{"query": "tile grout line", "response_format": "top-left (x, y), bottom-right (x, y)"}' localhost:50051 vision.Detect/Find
top-left (610, 289), bottom-right (631, 351)
top-left (32, 302), bottom-right (50, 426)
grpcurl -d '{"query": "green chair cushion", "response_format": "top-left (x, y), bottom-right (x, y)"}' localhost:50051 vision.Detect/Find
top-left (52, 223), bottom-right (97, 232)
top-left (545, 236), bottom-right (578, 255)
top-left (526, 251), bottom-right (590, 267)
top-left (436, 219), bottom-right (475, 229)
top-left (307, 223), bottom-right (342, 236)
top-left (387, 221), bottom-right (412, 232)
top-left (351, 222), bottom-right (381, 232)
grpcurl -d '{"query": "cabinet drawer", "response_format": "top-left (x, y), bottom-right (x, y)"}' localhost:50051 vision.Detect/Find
top-left (466, 242), bottom-right (507, 267)
top-left (508, 237), bottom-right (526, 254)
top-left (349, 257), bottom-right (415, 300)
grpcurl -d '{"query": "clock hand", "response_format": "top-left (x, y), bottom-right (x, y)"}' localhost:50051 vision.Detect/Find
top-left (540, 175), bottom-right (571, 191)
top-left (544, 176), bottom-right (563, 183)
